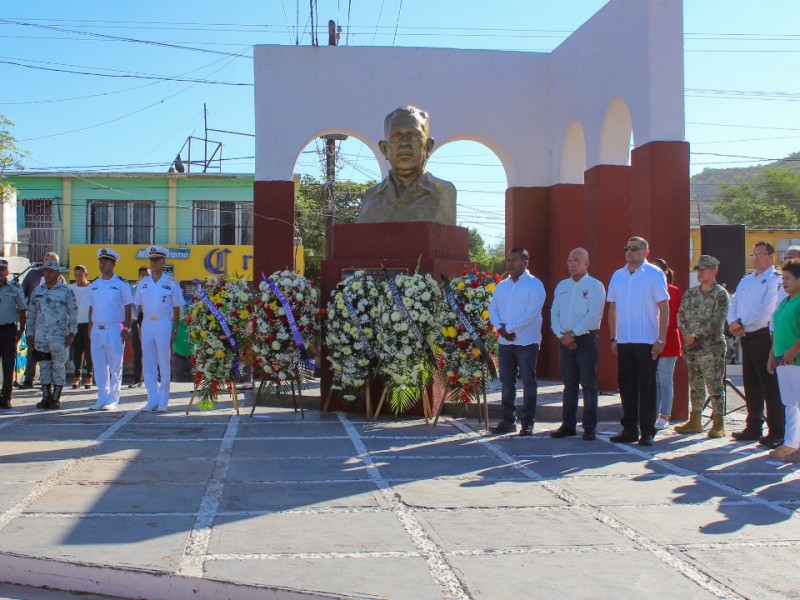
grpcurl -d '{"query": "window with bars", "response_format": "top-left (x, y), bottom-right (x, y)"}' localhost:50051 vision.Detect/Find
top-left (88, 201), bottom-right (154, 244)
top-left (193, 201), bottom-right (253, 245)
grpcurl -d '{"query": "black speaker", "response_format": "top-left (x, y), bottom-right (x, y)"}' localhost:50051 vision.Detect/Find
top-left (700, 225), bottom-right (746, 293)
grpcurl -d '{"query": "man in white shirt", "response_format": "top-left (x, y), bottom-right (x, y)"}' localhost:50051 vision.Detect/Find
top-left (488, 247), bottom-right (547, 436)
top-left (87, 248), bottom-right (133, 411)
top-left (69, 265), bottom-right (93, 390)
top-left (728, 240), bottom-right (783, 447)
top-left (607, 236), bottom-right (670, 446)
top-left (135, 246), bottom-right (183, 412)
top-left (550, 248), bottom-right (606, 441)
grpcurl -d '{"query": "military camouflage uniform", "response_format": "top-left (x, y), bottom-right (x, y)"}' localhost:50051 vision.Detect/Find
top-left (27, 282), bottom-right (78, 386)
top-left (677, 283), bottom-right (730, 413)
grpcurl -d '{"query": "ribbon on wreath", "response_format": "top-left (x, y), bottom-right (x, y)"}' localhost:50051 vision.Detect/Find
top-left (339, 285), bottom-right (377, 361)
top-left (193, 279), bottom-right (240, 376)
top-left (261, 273), bottom-right (315, 370)
top-left (383, 268), bottom-right (437, 367)
top-left (441, 274), bottom-right (498, 380)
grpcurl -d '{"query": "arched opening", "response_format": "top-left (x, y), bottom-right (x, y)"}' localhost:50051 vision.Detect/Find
top-left (427, 139), bottom-right (508, 272)
top-left (560, 120), bottom-right (587, 184)
top-left (599, 98), bottom-right (634, 166)
top-left (292, 133), bottom-right (382, 280)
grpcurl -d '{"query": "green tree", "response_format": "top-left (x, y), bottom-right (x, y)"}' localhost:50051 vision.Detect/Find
top-left (468, 228), bottom-right (490, 268)
top-left (0, 113), bottom-right (26, 200)
top-left (713, 168), bottom-right (800, 228)
top-left (485, 241), bottom-right (507, 275)
top-left (295, 175), bottom-right (375, 281)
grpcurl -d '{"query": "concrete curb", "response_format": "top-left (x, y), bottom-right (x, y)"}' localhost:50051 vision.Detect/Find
top-left (0, 553), bottom-right (372, 600)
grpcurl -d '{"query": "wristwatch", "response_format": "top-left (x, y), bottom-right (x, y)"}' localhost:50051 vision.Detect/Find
top-left (657, 339), bottom-right (666, 344)
top-left (609, 338), bottom-right (617, 343)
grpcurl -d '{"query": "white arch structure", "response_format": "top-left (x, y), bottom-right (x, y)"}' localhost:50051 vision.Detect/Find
top-left (255, 0), bottom-right (684, 188)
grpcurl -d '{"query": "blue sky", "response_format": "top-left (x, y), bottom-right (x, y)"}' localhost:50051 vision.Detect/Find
top-left (2, 1), bottom-right (800, 243)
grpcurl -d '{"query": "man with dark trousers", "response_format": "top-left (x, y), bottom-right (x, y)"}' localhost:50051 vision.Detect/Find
top-left (607, 236), bottom-right (670, 447)
top-left (0, 259), bottom-right (26, 409)
top-left (550, 248), bottom-right (606, 441)
top-left (488, 247), bottom-right (546, 436)
top-left (727, 240), bottom-right (783, 448)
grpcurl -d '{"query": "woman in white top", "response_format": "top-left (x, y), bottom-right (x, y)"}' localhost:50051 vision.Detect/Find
top-left (69, 265), bottom-right (93, 389)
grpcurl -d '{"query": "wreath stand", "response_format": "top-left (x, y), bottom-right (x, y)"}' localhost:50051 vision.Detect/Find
top-left (370, 387), bottom-right (433, 424)
top-left (185, 381), bottom-right (240, 416)
top-left (322, 382), bottom-right (374, 419)
top-left (433, 376), bottom-right (490, 431)
top-left (250, 368), bottom-right (305, 418)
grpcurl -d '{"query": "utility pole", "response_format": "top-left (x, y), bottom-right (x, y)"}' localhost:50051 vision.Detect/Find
top-left (322, 20), bottom-right (346, 259)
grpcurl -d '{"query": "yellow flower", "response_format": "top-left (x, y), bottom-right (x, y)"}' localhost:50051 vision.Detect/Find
top-left (200, 331), bottom-right (208, 339)
top-left (240, 309), bottom-right (250, 319)
top-left (481, 310), bottom-right (489, 319)
top-left (214, 350), bottom-right (225, 359)
top-left (487, 283), bottom-right (496, 293)
top-left (456, 282), bottom-right (465, 290)
top-left (447, 326), bottom-right (458, 338)
top-left (471, 348), bottom-right (481, 358)
top-left (441, 326), bottom-right (449, 337)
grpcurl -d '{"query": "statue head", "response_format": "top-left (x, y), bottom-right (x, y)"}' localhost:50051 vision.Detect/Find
top-left (378, 105), bottom-right (435, 185)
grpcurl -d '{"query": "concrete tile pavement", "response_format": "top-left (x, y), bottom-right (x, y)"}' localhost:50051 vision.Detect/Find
top-left (0, 378), bottom-right (797, 599)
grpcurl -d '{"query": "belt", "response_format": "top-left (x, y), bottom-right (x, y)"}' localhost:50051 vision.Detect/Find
top-left (0, 323), bottom-right (15, 327)
top-left (576, 330), bottom-right (599, 338)
top-left (743, 327), bottom-right (770, 338)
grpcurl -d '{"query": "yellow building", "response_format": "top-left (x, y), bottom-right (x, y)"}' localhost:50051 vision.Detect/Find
top-left (689, 228), bottom-right (800, 270)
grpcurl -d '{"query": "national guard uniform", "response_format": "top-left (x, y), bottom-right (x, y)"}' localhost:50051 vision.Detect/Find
top-left (677, 255), bottom-right (730, 436)
top-left (134, 246), bottom-right (183, 411)
top-left (88, 248), bottom-right (133, 411)
top-left (27, 260), bottom-right (78, 410)
top-left (0, 259), bottom-right (27, 409)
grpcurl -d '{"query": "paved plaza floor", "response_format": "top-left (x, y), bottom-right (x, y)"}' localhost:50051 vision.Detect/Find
top-left (0, 378), bottom-right (798, 599)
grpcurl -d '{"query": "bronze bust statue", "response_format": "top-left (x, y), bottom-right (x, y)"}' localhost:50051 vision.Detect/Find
top-left (357, 105), bottom-right (457, 225)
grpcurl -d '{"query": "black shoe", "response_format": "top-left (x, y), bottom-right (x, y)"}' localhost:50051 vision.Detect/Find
top-left (550, 427), bottom-right (577, 438)
top-left (0, 402), bottom-right (11, 410)
top-left (519, 423), bottom-right (533, 437)
top-left (18, 381), bottom-right (34, 390)
top-left (732, 428), bottom-right (761, 441)
top-left (610, 431), bottom-right (638, 443)
top-left (490, 422), bottom-right (517, 434)
top-left (765, 437), bottom-right (784, 449)
top-left (638, 435), bottom-right (654, 447)
top-left (127, 380), bottom-right (143, 389)
top-left (582, 430), bottom-right (596, 441)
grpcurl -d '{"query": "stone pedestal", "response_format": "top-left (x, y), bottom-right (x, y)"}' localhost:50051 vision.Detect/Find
top-left (320, 222), bottom-right (471, 414)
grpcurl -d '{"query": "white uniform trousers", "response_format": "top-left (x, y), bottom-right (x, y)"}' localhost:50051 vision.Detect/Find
top-left (777, 365), bottom-right (800, 448)
top-left (91, 324), bottom-right (125, 408)
top-left (141, 318), bottom-right (172, 410)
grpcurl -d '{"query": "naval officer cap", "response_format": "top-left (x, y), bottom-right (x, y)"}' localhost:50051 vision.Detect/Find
top-left (97, 247), bottom-right (120, 262)
top-left (147, 246), bottom-right (169, 260)
top-left (43, 260), bottom-right (61, 272)
top-left (693, 255), bottom-right (720, 270)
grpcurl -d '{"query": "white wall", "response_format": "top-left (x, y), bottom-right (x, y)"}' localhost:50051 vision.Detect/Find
top-left (254, 0), bottom-right (684, 188)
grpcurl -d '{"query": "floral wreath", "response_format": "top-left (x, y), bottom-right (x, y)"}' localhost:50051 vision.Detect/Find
top-left (375, 271), bottom-right (442, 414)
top-left (434, 268), bottom-right (500, 404)
top-left (325, 271), bottom-right (381, 401)
top-left (251, 270), bottom-right (319, 387)
top-left (186, 274), bottom-right (253, 410)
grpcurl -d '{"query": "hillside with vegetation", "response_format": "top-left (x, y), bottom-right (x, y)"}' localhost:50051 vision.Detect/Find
top-left (690, 151), bottom-right (800, 227)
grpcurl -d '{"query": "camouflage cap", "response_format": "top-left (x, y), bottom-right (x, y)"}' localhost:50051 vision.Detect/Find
top-left (42, 260), bottom-right (61, 271)
top-left (694, 255), bottom-right (720, 270)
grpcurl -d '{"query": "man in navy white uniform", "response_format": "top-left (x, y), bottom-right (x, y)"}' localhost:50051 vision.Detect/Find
top-left (550, 248), bottom-right (606, 441)
top-left (488, 247), bottom-right (547, 436)
top-left (87, 248), bottom-right (133, 411)
top-left (728, 240), bottom-right (784, 447)
top-left (607, 236), bottom-right (669, 447)
top-left (134, 246), bottom-right (183, 412)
